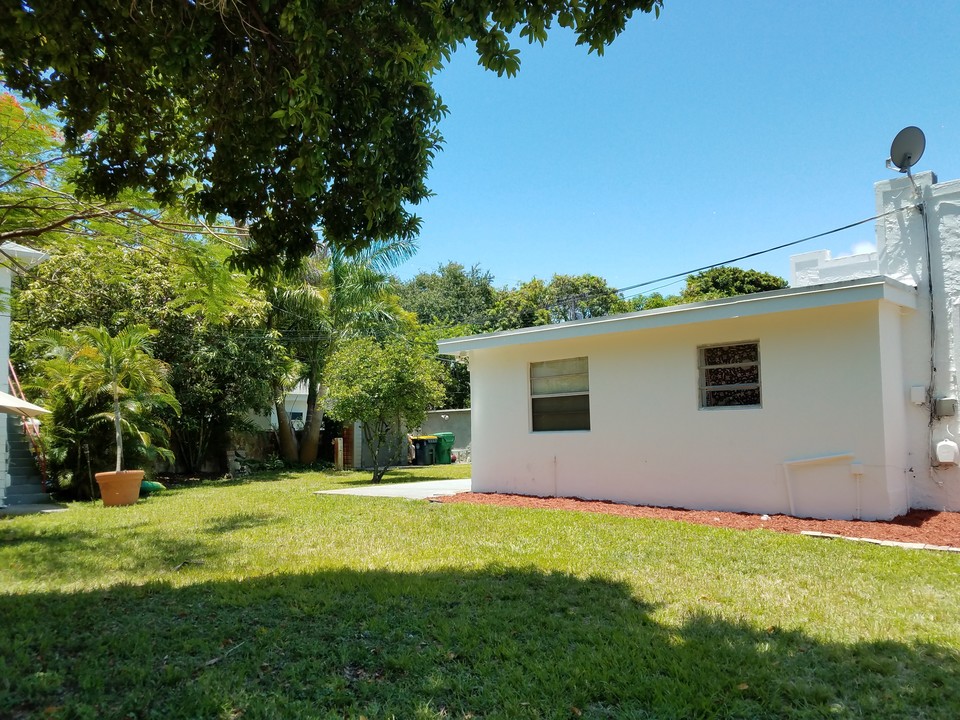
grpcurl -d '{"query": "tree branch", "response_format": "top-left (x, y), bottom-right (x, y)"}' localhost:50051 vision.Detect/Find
top-left (0, 155), bottom-right (66, 190)
top-left (0, 207), bottom-right (135, 242)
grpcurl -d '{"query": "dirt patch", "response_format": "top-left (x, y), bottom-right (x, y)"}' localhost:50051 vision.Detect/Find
top-left (437, 493), bottom-right (960, 549)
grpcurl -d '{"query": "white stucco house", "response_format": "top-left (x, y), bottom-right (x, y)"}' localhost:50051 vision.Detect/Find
top-left (438, 172), bottom-right (960, 520)
top-left (0, 242), bottom-right (50, 506)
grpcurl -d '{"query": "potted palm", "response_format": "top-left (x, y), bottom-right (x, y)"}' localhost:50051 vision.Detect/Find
top-left (37, 325), bottom-right (181, 505)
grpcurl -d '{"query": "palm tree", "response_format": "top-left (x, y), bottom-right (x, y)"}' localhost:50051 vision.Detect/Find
top-left (36, 325), bottom-right (181, 473)
top-left (268, 238), bottom-right (415, 464)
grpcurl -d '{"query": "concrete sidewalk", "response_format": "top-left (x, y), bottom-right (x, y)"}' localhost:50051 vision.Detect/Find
top-left (316, 478), bottom-right (471, 500)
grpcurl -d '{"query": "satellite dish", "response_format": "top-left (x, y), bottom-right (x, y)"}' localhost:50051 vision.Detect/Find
top-left (889, 126), bottom-right (925, 172)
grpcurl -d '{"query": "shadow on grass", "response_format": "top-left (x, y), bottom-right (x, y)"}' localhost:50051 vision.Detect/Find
top-left (157, 471), bottom-right (305, 496)
top-left (2, 567), bottom-right (957, 719)
top-left (0, 521), bottom-right (216, 583)
top-left (205, 511), bottom-right (279, 534)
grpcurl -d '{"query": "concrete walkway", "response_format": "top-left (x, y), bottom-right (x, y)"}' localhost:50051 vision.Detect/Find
top-left (316, 478), bottom-right (471, 500)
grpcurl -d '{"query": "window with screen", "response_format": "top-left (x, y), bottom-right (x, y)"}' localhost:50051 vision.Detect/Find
top-left (530, 357), bottom-right (590, 432)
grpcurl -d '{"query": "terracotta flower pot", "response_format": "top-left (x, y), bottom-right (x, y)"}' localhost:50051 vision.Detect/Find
top-left (95, 470), bottom-right (145, 506)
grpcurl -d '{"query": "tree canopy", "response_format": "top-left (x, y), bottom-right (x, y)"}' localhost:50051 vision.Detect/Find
top-left (633, 267), bottom-right (788, 309)
top-left (396, 262), bottom-right (497, 329)
top-left (0, 1), bottom-right (663, 269)
top-left (326, 335), bottom-right (445, 483)
top-left (490, 273), bottom-right (630, 330)
top-left (679, 266), bottom-right (788, 302)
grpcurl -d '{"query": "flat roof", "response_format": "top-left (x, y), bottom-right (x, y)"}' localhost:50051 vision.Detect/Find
top-left (437, 276), bottom-right (918, 355)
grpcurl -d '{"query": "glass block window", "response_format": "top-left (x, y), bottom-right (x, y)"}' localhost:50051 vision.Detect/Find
top-left (530, 357), bottom-right (590, 431)
top-left (699, 342), bottom-right (761, 409)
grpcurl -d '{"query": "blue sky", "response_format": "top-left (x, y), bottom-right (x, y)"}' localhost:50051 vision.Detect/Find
top-left (395, 1), bottom-right (960, 298)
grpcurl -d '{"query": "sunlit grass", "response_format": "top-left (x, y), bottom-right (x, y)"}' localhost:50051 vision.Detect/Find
top-left (2, 464), bottom-right (959, 718)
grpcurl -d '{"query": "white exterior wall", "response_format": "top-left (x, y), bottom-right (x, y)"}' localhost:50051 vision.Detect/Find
top-left (875, 172), bottom-right (960, 510)
top-left (470, 301), bottom-right (908, 520)
top-left (791, 249), bottom-right (879, 287)
top-left (421, 408), bottom-right (472, 460)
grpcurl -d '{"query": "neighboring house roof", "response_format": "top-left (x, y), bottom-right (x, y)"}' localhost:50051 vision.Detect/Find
top-left (437, 276), bottom-right (918, 355)
top-left (0, 242), bottom-right (48, 267)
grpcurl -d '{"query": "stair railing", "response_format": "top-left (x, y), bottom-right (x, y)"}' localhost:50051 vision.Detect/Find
top-left (8, 361), bottom-right (49, 492)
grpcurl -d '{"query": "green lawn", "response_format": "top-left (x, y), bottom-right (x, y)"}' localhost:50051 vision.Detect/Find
top-left (2, 465), bottom-right (959, 719)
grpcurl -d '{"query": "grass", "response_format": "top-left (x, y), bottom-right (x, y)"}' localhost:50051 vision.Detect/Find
top-left (2, 464), bottom-right (959, 719)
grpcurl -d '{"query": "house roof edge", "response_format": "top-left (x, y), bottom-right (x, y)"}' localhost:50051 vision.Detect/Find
top-left (437, 276), bottom-right (917, 355)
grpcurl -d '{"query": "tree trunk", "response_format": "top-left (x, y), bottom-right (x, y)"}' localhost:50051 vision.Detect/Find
top-left (366, 418), bottom-right (397, 484)
top-left (173, 422), bottom-right (209, 474)
top-left (298, 382), bottom-right (325, 464)
top-left (274, 386), bottom-right (299, 462)
top-left (364, 422), bottom-right (385, 483)
top-left (113, 388), bottom-right (123, 472)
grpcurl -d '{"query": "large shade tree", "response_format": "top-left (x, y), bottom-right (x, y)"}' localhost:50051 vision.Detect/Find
top-left (0, 1), bottom-right (664, 268)
top-left (5, 93), bottom-right (283, 473)
top-left (396, 262), bottom-right (498, 329)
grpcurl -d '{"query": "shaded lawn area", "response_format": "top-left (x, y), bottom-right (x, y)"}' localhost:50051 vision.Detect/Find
top-left (2, 466), bottom-right (959, 719)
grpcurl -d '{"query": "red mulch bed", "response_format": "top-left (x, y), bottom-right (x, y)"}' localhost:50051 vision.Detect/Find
top-left (437, 492), bottom-right (960, 549)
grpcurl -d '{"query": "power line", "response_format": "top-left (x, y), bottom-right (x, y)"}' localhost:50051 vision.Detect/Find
top-left (406, 205), bottom-right (912, 332)
top-left (609, 208), bottom-right (903, 297)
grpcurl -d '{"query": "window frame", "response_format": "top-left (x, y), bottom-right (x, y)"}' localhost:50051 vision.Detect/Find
top-left (698, 341), bottom-right (762, 410)
top-left (530, 356), bottom-right (591, 432)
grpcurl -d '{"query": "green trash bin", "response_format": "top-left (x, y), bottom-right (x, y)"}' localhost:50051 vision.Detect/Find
top-left (434, 432), bottom-right (455, 465)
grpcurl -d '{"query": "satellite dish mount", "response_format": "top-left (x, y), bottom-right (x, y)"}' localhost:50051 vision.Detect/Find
top-left (886, 126), bottom-right (926, 194)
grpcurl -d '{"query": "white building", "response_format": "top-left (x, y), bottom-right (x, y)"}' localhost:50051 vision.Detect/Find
top-left (0, 242), bottom-right (49, 506)
top-left (439, 172), bottom-right (960, 520)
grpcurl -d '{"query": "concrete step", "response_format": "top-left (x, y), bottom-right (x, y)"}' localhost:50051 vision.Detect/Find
top-left (9, 438), bottom-right (37, 452)
top-left (5, 480), bottom-right (46, 494)
top-left (3, 478), bottom-right (51, 505)
top-left (3, 491), bottom-right (52, 506)
top-left (4, 482), bottom-right (44, 495)
top-left (9, 469), bottom-right (42, 484)
top-left (9, 455), bottom-right (40, 466)
top-left (6, 476), bottom-right (44, 487)
top-left (5, 413), bottom-right (50, 499)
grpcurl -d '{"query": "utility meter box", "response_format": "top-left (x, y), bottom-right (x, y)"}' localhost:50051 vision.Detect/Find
top-left (935, 397), bottom-right (958, 418)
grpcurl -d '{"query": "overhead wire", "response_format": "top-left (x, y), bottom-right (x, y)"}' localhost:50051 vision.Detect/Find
top-left (395, 206), bottom-right (913, 335)
top-left (557, 207), bottom-right (906, 309)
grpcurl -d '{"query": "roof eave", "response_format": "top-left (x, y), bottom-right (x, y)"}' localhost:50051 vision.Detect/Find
top-left (437, 276), bottom-right (918, 355)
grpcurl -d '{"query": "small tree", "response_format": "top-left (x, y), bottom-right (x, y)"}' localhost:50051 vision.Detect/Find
top-left (35, 325), bottom-right (181, 476)
top-left (325, 336), bottom-right (444, 483)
